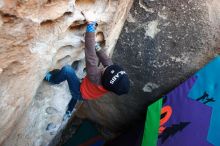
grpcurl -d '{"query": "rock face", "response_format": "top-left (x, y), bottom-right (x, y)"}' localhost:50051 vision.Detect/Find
top-left (1, 0), bottom-right (220, 145)
top-left (0, 0), bottom-right (133, 145)
top-left (77, 0), bottom-right (220, 132)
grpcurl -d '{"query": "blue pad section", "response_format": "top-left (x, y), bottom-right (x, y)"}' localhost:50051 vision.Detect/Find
top-left (188, 56), bottom-right (220, 146)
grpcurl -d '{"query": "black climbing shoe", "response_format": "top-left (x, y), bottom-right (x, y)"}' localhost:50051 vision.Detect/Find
top-left (63, 108), bottom-right (76, 122)
top-left (44, 69), bottom-right (60, 82)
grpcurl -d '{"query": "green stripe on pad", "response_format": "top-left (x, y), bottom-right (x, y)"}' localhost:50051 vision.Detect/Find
top-left (142, 98), bottom-right (162, 146)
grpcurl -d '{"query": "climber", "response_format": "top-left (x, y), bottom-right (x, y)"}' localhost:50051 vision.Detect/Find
top-left (44, 21), bottom-right (130, 120)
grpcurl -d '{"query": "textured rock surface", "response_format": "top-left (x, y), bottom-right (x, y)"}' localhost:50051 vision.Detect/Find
top-left (77, 0), bottom-right (220, 132)
top-left (0, 0), bottom-right (133, 145)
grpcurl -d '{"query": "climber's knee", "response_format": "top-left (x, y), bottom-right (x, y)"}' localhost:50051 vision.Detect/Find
top-left (62, 65), bottom-right (76, 76)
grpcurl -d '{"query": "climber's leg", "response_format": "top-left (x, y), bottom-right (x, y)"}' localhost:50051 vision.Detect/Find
top-left (44, 65), bottom-right (77, 84)
top-left (45, 65), bottom-right (83, 112)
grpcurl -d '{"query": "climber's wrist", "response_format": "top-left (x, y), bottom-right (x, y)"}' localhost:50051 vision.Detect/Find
top-left (86, 21), bottom-right (97, 32)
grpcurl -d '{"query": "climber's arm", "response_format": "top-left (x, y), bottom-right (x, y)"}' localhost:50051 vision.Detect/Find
top-left (96, 49), bottom-right (113, 67)
top-left (85, 22), bottom-right (102, 85)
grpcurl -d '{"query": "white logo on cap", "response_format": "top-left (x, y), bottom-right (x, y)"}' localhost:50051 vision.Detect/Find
top-left (110, 71), bottom-right (126, 84)
top-left (111, 70), bottom-right (115, 74)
